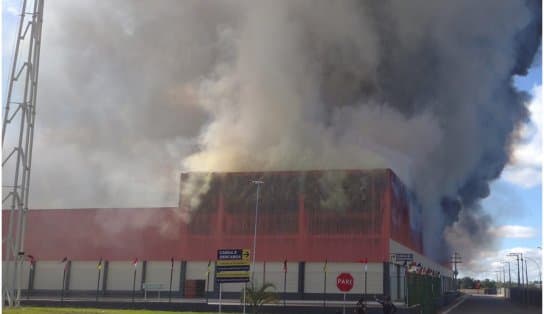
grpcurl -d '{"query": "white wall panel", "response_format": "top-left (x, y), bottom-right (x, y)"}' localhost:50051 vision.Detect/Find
top-left (262, 262), bottom-right (298, 293)
top-left (34, 261), bottom-right (64, 290)
top-left (145, 261), bottom-right (180, 290)
top-left (219, 281), bottom-right (246, 292)
top-left (106, 261), bottom-right (143, 291)
top-left (70, 261), bottom-right (102, 290)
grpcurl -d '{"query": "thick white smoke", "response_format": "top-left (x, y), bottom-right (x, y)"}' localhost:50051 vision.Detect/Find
top-left (8, 0), bottom-right (540, 260)
top-left (181, 0), bottom-right (541, 259)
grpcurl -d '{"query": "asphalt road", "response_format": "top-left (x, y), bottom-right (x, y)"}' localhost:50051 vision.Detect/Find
top-left (443, 294), bottom-right (541, 314)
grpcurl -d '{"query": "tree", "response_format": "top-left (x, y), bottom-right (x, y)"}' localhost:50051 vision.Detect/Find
top-left (459, 277), bottom-right (474, 289)
top-left (481, 279), bottom-right (496, 289)
top-left (241, 282), bottom-right (279, 314)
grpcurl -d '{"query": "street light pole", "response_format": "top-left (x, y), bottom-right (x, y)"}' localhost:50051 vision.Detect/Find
top-left (250, 180), bottom-right (264, 284)
top-left (525, 256), bottom-right (542, 286)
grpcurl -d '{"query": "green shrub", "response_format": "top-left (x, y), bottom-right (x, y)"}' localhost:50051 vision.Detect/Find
top-left (240, 282), bottom-right (279, 314)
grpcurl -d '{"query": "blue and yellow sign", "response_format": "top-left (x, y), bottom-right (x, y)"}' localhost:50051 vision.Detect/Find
top-left (216, 248), bottom-right (251, 283)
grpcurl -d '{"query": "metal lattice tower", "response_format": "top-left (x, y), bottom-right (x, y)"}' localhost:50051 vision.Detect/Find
top-left (2, 0), bottom-right (44, 307)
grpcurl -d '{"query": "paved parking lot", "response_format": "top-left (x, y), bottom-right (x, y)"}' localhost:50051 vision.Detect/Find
top-left (442, 294), bottom-right (541, 314)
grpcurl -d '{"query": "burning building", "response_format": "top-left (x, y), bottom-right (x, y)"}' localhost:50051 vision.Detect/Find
top-left (3, 169), bottom-right (453, 300)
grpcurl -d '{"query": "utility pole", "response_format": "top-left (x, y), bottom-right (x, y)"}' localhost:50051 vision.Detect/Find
top-left (520, 253), bottom-right (524, 286)
top-left (516, 254), bottom-right (521, 287)
top-left (502, 267), bottom-right (506, 297)
top-left (495, 271), bottom-right (501, 288)
top-left (2, 0), bottom-right (45, 307)
top-left (502, 261), bottom-right (511, 287)
top-left (507, 253), bottom-right (522, 287)
top-left (524, 259), bottom-right (529, 287)
top-left (450, 252), bottom-right (462, 290)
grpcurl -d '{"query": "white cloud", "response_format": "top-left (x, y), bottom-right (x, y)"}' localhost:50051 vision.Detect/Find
top-left (490, 225), bottom-right (537, 239)
top-left (3, 0), bottom-right (21, 16)
top-left (502, 85), bottom-right (543, 188)
top-left (459, 247), bottom-right (542, 282)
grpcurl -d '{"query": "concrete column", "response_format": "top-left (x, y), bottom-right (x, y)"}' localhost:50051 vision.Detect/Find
top-left (27, 264), bottom-right (35, 295)
top-left (102, 261), bottom-right (109, 295)
top-left (179, 261), bottom-right (187, 295)
top-left (65, 261), bottom-right (72, 291)
top-left (141, 260), bottom-right (147, 291)
top-left (383, 262), bottom-right (390, 297)
top-left (298, 262), bottom-right (305, 299)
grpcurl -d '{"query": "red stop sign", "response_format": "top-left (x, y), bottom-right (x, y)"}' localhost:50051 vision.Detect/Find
top-left (336, 273), bottom-right (354, 292)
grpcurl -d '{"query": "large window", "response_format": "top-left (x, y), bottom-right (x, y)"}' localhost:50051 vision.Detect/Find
top-left (303, 170), bottom-right (373, 212)
top-left (223, 172), bottom-right (299, 235)
top-left (303, 170), bottom-right (383, 235)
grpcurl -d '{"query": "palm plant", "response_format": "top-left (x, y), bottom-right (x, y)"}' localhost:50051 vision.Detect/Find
top-left (241, 282), bottom-right (279, 314)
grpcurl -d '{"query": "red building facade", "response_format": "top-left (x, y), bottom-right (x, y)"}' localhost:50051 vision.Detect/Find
top-left (3, 169), bottom-right (423, 263)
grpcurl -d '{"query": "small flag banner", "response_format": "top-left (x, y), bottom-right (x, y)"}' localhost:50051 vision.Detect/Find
top-left (60, 257), bottom-right (69, 271)
top-left (323, 259), bottom-right (328, 273)
top-left (205, 260), bottom-right (211, 275)
top-left (97, 258), bottom-right (103, 270)
top-left (171, 257), bottom-right (174, 270)
top-left (27, 254), bottom-right (36, 269)
top-left (132, 258), bottom-right (138, 268)
top-left (283, 259), bottom-right (287, 273)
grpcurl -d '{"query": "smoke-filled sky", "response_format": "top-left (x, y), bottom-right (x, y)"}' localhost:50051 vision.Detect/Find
top-left (2, 0), bottom-right (542, 267)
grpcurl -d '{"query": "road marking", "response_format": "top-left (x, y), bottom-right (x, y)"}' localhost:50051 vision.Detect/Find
top-left (440, 295), bottom-right (469, 314)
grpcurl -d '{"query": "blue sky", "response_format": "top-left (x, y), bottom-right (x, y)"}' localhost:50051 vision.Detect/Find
top-left (500, 63), bottom-right (541, 248)
top-left (1, 0), bottom-right (542, 281)
top-left (1, 0), bottom-right (19, 96)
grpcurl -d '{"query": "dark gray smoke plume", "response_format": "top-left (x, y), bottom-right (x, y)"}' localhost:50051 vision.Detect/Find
top-left (9, 0), bottom-right (540, 260)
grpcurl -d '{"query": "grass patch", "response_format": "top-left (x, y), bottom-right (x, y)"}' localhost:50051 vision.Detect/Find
top-left (3, 307), bottom-right (216, 314)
